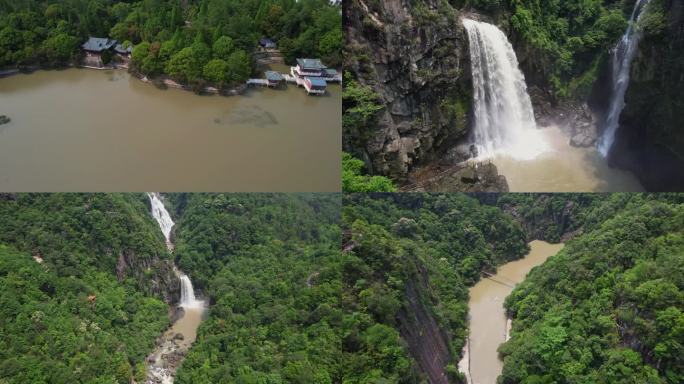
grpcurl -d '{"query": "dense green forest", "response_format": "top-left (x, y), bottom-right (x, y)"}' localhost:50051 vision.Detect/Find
top-left (0, 193), bottom-right (173, 383)
top-left (0, 0), bottom-right (341, 87)
top-left (499, 194), bottom-right (684, 384)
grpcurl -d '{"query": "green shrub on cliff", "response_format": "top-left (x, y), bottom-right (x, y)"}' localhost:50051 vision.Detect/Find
top-left (342, 74), bottom-right (385, 134)
top-left (505, 0), bottom-right (629, 99)
top-left (343, 153), bottom-right (397, 192)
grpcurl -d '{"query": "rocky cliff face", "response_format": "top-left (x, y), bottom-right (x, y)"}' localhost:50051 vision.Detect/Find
top-left (498, 195), bottom-right (582, 243)
top-left (397, 267), bottom-right (454, 384)
top-left (116, 248), bottom-right (179, 304)
top-left (610, 0), bottom-right (684, 191)
top-left (344, 0), bottom-right (472, 180)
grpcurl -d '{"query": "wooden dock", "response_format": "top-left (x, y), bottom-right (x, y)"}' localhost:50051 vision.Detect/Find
top-left (246, 78), bottom-right (269, 86)
top-left (329, 74), bottom-right (342, 83)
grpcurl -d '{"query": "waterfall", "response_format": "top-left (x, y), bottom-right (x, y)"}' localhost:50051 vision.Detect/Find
top-left (179, 274), bottom-right (203, 308)
top-left (147, 192), bottom-right (174, 245)
top-left (463, 19), bottom-right (549, 160)
top-left (146, 192), bottom-right (203, 308)
top-left (598, 0), bottom-right (652, 157)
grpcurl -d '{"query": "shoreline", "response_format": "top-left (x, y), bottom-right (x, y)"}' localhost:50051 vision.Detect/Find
top-left (1, 62), bottom-right (341, 98)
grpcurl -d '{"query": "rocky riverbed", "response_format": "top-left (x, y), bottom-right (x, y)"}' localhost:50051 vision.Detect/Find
top-left (145, 300), bottom-right (206, 383)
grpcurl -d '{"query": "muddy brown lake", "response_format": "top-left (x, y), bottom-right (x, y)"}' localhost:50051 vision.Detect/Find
top-left (0, 68), bottom-right (340, 191)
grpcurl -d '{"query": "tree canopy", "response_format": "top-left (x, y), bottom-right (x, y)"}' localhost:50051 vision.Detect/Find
top-left (0, 0), bottom-right (341, 87)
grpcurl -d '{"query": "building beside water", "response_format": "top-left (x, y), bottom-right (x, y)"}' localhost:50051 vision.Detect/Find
top-left (81, 37), bottom-right (132, 67)
top-left (289, 58), bottom-right (341, 95)
top-left (264, 71), bottom-right (285, 87)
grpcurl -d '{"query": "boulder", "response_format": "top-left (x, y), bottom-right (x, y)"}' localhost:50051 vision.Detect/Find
top-left (570, 132), bottom-right (596, 147)
top-left (460, 168), bottom-right (478, 183)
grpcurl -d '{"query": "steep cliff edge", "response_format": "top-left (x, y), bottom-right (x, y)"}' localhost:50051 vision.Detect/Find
top-left (611, 0), bottom-right (684, 191)
top-left (344, 0), bottom-right (472, 180)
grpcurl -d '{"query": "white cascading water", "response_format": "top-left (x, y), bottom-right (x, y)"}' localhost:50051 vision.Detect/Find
top-left (147, 192), bottom-right (174, 246)
top-left (463, 18), bottom-right (549, 160)
top-left (179, 274), bottom-right (203, 308)
top-left (147, 193), bottom-right (203, 308)
top-left (598, 0), bottom-right (651, 157)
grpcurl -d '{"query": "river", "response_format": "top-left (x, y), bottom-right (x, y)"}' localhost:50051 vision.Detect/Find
top-left (0, 67), bottom-right (340, 191)
top-left (460, 240), bottom-right (565, 384)
top-left (491, 126), bottom-right (643, 192)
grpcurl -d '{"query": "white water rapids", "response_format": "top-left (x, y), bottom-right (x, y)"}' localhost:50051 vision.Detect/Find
top-left (598, 0), bottom-right (652, 157)
top-left (146, 193), bottom-right (204, 384)
top-left (463, 18), bottom-right (549, 160)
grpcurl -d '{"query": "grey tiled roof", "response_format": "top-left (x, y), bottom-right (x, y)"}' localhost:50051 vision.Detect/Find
top-left (306, 77), bottom-right (327, 87)
top-left (265, 71), bottom-right (284, 81)
top-left (82, 37), bottom-right (117, 52)
top-left (114, 44), bottom-right (133, 54)
top-left (296, 58), bottom-right (326, 70)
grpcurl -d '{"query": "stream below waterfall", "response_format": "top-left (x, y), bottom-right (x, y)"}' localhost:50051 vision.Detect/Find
top-left (490, 126), bottom-right (644, 192)
top-left (459, 241), bottom-right (565, 384)
top-left (146, 193), bottom-right (206, 384)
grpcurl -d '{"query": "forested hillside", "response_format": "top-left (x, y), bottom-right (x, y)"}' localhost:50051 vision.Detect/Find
top-left (160, 194), bottom-right (347, 383)
top-left (341, 193), bottom-right (531, 383)
top-left (0, 193), bottom-right (176, 383)
top-left (0, 0), bottom-right (341, 86)
top-left (500, 194), bottom-right (684, 383)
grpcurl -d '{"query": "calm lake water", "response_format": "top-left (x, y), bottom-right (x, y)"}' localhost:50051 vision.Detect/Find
top-left (461, 240), bottom-right (565, 384)
top-left (0, 68), bottom-right (340, 191)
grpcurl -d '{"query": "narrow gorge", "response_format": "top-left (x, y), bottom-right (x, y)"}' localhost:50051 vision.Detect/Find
top-left (343, 193), bottom-right (683, 384)
top-left (459, 240), bottom-right (565, 384)
top-left (146, 193), bottom-right (206, 384)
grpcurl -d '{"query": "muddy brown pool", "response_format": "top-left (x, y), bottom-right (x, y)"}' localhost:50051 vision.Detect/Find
top-left (0, 68), bottom-right (340, 191)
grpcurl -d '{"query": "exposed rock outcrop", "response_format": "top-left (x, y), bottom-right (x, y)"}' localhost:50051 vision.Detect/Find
top-left (404, 162), bottom-right (509, 192)
top-left (115, 248), bottom-right (179, 304)
top-left (344, 0), bottom-right (472, 180)
top-left (398, 274), bottom-right (453, 384)
top-left (499, 196), bottom-right (581, 242)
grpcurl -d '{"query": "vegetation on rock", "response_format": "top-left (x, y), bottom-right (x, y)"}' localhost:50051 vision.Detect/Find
top-left (342, 152), bottom-right (396, 192)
